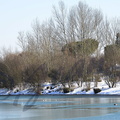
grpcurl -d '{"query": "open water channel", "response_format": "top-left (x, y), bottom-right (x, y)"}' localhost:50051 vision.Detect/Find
top-left (0, 95), bottom-right (120, 120)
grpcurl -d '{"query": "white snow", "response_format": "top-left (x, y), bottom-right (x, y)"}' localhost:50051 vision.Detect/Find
top-left (40, 80), bottom-right (120, 95)
top-left (98, 87), bottom-right (120, 95)
top-left (1, 80), bottom-right (120, 95)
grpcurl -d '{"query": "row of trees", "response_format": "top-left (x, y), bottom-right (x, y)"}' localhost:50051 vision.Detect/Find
top-left (0, 1), bottom-right (120, 89)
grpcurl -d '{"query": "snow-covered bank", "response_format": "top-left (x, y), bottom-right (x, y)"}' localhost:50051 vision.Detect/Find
top-left (0, 88), bottom-right (36, 95)
top-left (1, 87), bottom-right (120, 95)
top-left (1, 80), bottom-right (120, 95)
top-left (98, 87), bottom-right (120, 95)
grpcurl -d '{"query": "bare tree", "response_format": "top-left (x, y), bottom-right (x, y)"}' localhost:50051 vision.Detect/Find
top-left (53, 1), bottom-right (68, 45)
top-left (75, 2), bottom-right (103, 40)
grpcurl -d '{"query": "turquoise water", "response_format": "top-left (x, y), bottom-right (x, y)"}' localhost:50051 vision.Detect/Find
top-left (0, 95), bottom-right (120, 120)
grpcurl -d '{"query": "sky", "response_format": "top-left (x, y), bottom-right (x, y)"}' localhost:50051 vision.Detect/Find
top-left (0, 0), bottom-right (120, 51)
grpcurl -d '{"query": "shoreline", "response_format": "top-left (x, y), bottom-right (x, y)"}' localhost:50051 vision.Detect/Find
top-left (0, 94), bottom-right (120, 97)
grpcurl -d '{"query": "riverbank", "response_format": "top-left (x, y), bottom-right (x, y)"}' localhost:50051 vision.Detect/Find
top-left (1, 80), bottom-right (120, 95)
top-left (1, 88), bottom-right (120, 96)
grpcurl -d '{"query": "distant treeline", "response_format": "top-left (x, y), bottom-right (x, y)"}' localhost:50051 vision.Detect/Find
top-left (0, 1), bottom-right (120, 89)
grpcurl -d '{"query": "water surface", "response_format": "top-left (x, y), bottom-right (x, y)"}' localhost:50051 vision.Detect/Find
top-left (0, 95), bottom-right (120, 120)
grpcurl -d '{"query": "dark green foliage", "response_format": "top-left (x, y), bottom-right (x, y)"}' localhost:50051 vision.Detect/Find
top-left (105, 44), bottom-right (120, 65)
top-left (115, 33), bottom-right (120, 45)
top-left (62, 39), bottom-right (99, 57)
top-left (104, 44), bottom-right (120, 88)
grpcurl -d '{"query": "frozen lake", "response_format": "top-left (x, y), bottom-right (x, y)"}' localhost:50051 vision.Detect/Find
top-left (0, 95), bottom-right (120, 120)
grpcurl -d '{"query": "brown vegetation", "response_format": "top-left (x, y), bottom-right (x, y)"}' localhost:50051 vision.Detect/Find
top-left (0, 1), bottom-right (120, 89)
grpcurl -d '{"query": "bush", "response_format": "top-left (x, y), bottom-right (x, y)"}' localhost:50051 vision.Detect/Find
top-left (48, 69), bottom-right (59, 83)
top-left (62, 39), bottom-right (99, 57)
top-left (63, 88), bottom-right (71, 93)
top-left (105, 45), bottom-right (120, 64)
top-left (82, 87), bottom-right (91, 92)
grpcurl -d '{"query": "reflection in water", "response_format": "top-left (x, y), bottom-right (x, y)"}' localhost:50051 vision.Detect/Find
top-left (0, 96), bottom-right (120, 120)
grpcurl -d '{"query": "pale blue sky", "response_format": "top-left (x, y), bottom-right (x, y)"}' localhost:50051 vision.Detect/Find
top-left (0, 0), bottom-right (120, 51)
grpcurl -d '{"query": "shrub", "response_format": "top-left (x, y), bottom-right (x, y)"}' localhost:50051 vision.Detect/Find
top-left (105, 45), bottom-right (120, 64)
top-left (63, 88), bottom-right (71, 93)
top-left (82, 87), bottom-right (91, 92)
top-left (62, 39), bottom-right (99, 57)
